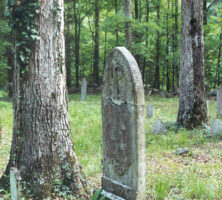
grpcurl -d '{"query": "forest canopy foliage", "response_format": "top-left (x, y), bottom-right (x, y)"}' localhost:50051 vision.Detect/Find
top-left (0, 0), bottom-right (221, 92)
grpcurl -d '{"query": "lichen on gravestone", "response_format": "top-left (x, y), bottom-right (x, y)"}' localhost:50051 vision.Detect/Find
top-left (102, 47), bottom-right (146, 200)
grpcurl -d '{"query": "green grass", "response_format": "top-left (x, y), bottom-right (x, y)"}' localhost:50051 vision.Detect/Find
top-left (1, 92), bottom-right (222, 199)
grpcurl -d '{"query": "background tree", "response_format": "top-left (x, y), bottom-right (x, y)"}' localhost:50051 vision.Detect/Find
top-left (177, 0), bottom-right (208, 128)
top-left (124, 0), bottom-right (133, 46)
top-left (0, 0), bottom-right (89, 198)
top-left (0, 0), bottom-right (221, 93)
top-left (93, 0), bottom-right (100, 85)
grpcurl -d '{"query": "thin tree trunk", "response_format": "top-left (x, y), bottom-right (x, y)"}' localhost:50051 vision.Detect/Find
top-left (93, 0), bottom-right (100, 86)
top-left (104, 30), bottom-right (107, 70)
top-left (65, 23), bottom-right (72, 92)
top-left (174, 0), bottom-right (179, 90)
top-left (166, 0), bottom-right (170, 92)
top-left (143, 0), bottom-right (149, 84)
top-left (0, 0), bottom-right (89, 198)
top-left (124, 0), bottom-right (133, 46)
top-left (74, 0), bottom-right (80, 89)
top-left (154, 1), bottom-right (160, 89)
top-left (115, 0), bottom-right (119, 46)
top-left (217, 31), bottom-right (222, 86)
top-left (139, 0), bottom-right (142, 22)
top-left (203, 0), bottom-right (208, 25)
top-left (171, 1), bottom-right (175, 91)
top-left (177, 0), bottom-right (208, 128)
top-left (135, 0), bottom-right (138, 19)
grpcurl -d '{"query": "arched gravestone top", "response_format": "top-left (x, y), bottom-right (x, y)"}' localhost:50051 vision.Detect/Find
top-left (102, 47), bottom-right (146, 200)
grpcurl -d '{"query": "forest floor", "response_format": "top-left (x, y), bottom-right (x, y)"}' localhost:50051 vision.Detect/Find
top-left (0, 91), bottom-right (222, 200)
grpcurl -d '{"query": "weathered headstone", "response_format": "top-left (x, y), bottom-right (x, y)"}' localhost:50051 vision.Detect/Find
top-left (211, 119), bottom-right (222, 138)
top-left (217, 88), bottom-right (222, 116)
top-left (146, 104), bottom-right (154, 118)
top-left (102, 47), bottom-right (146, 200)
top-left (10, 167), bottom-right (22, 200)
top-left (81, 77), bottom-right (87, 101)
top-left (160, 91), bottom-right (166, 98)
top-left (152, 119), bottom-right (167, 135)
top-left (206, 100), bottom-right (209, 117)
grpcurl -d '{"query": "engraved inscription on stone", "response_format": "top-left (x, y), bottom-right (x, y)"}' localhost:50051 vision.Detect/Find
top-left (102, 47), bottom-right (146, 200)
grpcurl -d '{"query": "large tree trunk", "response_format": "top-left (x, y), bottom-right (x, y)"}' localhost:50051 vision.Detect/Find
top-left (124, 0), bottom-right (133, 46)
top-left (93, 0), bottom-right (100, 86)
top-left (0, 0), bottom-right (89, 198)
top-left (177, 0), bottom-right (208, 129)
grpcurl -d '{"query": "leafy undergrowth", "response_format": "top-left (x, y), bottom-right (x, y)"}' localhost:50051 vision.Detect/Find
top-left (0, 92), bottom-right (222, 199)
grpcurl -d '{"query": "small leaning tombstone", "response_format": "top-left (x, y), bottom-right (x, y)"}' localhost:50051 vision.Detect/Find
top-left (81, 77), bottom-right (87, 101)
top-left (211, 119), bottom-right (222, 138)
top-left (146, 104), bottom-right (154, 118)
top-left (152, 119), bottom-right (167, 135)
top-left (10, 167), bottom-right (22, 200)
top-left (102, 47), bottom-right (146, 200)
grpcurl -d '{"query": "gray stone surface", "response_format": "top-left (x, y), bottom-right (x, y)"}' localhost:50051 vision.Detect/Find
top-left (102, 47), bottom-right (146, 200)
top-left (175, 148), bottom-right (189, 155)
top-left (211, 119), bottom-right (222, 138)
top-left (206, 100), bottom-right (209, 117)
top-left (146, 104), bottom-right (154, 118)
top-left (152, 119), bottom-right (167, 135)
top-left (81, 77), bottom-right (87, 101)
top-left (10, 167), bottom-right (21, 200)
top-left (160, 91), bottom-right (166, 97)
top-left (217, 88), bottom-right (222, 116)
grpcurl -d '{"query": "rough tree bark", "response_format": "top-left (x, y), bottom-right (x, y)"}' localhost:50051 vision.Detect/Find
top-left (6, 47), bottom-right (13, 98)
top-left (123, 0), bottom-right (133, 46)
top-left (177, 0), bottom-right (208, 129)
top-left (0, 0), bottom-right (89, 199)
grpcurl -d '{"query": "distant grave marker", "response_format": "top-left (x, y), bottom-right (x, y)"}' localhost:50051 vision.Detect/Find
top-left (147, 104), bottom-right (154, 118)
top-left (217, 88), bottom-right (222, 116)
top-left (102, 47), bottom-right (146, 200)
top-left (81, 77), bottom-right (87, 101)
top-left (10, 167), bottom-right (22, 200)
